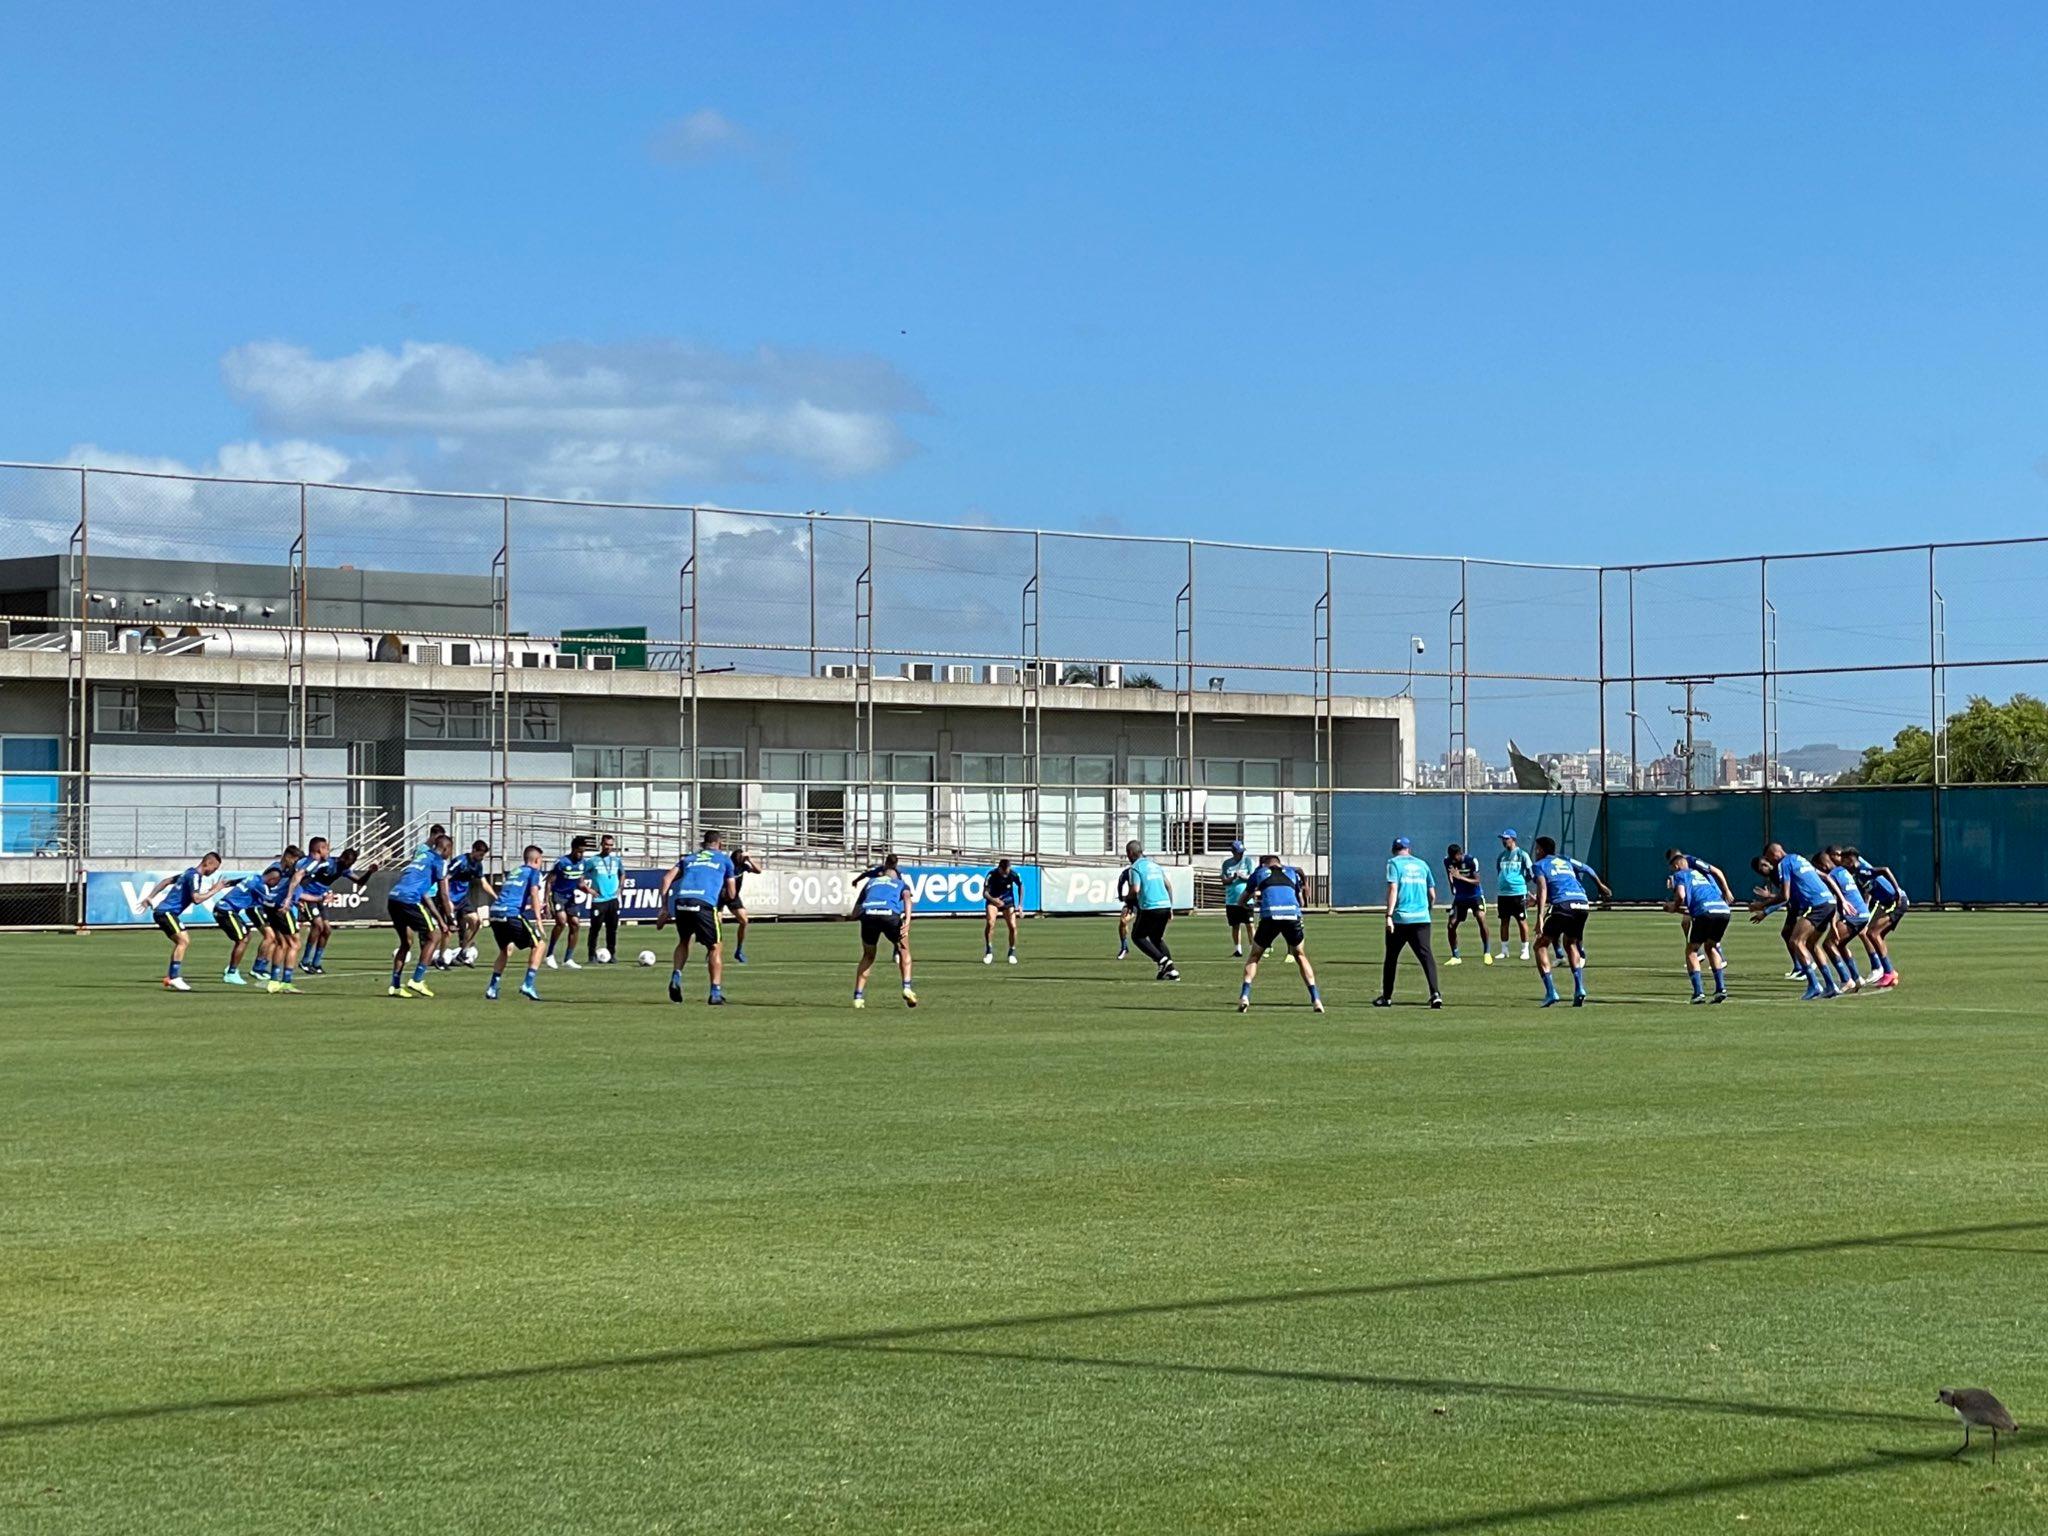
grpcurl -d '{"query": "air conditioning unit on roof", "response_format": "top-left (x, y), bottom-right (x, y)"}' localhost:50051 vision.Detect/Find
top-left (941, 664), bottom-right (975, 683)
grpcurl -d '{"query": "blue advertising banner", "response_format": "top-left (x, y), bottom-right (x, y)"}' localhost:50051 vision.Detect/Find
top-left (899, 863), bottom-right (1042, 915)
top-left (84, 868), bottom-right (253, 926)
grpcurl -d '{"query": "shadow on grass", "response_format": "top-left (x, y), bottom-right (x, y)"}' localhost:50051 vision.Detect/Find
top-left (4, 1217), bottom-right (2042, 1439)
top-left (826, 1340), bottom-right (1931, 1428)
top-left (1320, 1447), bottom-right (1955, 1535)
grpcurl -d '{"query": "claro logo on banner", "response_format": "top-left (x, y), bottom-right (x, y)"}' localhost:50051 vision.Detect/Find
top-left (1039, 864), bottom-right (1195, 913)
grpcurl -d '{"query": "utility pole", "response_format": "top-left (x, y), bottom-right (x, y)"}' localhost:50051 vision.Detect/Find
top-left (1669, 679), bottom-right (1713, 791)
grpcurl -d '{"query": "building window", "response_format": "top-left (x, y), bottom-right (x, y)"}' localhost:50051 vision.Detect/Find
top-left (1129, 755), bottom-right (1183, 786)
top-left (516, 699), bottom-right (559, 742)
top-left (408, 696), bottom-right (495, 742)
top-left (1200, 757), bottom-right (1281, 788)
top-left (144, 688), bottom-right (331, 737)
top-left (95, 686), bottom-right (139, 733)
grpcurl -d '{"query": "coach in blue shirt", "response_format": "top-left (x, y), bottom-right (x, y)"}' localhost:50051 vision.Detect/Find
top-left (1376, 837), bottom-right (1442, 1009)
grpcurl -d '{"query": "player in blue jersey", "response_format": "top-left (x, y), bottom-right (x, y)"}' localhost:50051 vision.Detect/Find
top-left (1115, 866), bottom-right (1135, 959)
top-left (1749, 841), bottom-right (1842, 1000)
top-left (433, 840), bottom-right (495, 971)
top-left (485, 846), bottom-right (550, 1002)
top-left (1493, 830), bottom-right (1536, 960)
top-left (542, 836), bottom-right (595, 971)
top-left (290, 838), bottom-right (377, 976)
top-left (1220, 841), bottom-right (1257, 958)
top-left (850, 852), bottom-right (918, 1008)
top-left (251, 843), bottom-right (306, 993)
top-left (1376, 837), bottom-right (1442, 1007)
top-left (1124, 841), bottom-right (1181, 982)
top-left (1839, 846), bottom-right (1905, 988)
top-left (657, 831), bottom-right (736, 1005)
top-left (582, 834), bottom-right (624, 964)
top-left (213, 865), bottom-right (282, 985)
top-left (1442, 842), bottom-right (1492, 966)
top-left (387, 833), bottom-right (453, 997)
top-left (1816, 847), bottom-right (1873, 995)
top-left (1665, 850), bottom-right (1731, 1003)
top-left (1531, 835), bottom-right (1611, 1007)
top-left (1238, 855), bottom-right (1322, 1014)
top-left (982, 858), bottom-right (1024, 965)
top-left (722, 847), bottom-right (764, 964)
top-left (142, 852), bottom-right (225, 991)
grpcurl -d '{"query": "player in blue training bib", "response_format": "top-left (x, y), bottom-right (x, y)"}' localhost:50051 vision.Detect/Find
top-left (1839, 844), bottom-right (1906, 987)
top-left (1531, 836), bottom-right (1611, 1008)
top-left (486, 846), bottom-right (550, 1002)
top-left (1665, 850), bottom-right (1731, 1003)
top-left (1238, 854), bottom-right (1322, 1014)
top-left (543, 836), bottom-right (595, 971)
top-left (658, 831), bottom-right (736, 1005)
top-left (1123, 840), bottom-right (1181, 982)
top-left (849, 852), bottom-right (918, 1009)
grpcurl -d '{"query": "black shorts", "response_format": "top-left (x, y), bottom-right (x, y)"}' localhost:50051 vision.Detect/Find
top-left (1872, 898), bottom-right (1907, 930)
top-left (215, 906), bottom-right (255, 941)
top-left (449, 887), bottom-right (479, 915)
top-left (491, 916), bottom-right (540, 952)
top-left (263, 905), bottom-right (299, 940)
top-left (1451, 895), bottom-right (1484, 918)
top-left (987, 897), bottom-right (1018, 917)
top-left (389, 898), bottom-right (432, 938)
top-left (1800, 903), bottom-right (1838, 934)
top-left (1225, 902), bottom-right (1251, 927)
top-left (154, 909), bottom-right (186, 941)
top-left (1688, 912), bottom-right (1731, 950)
top-left (1253, 917), bottom-right (1304, 952)
top-left (719, 892), bottom-right (747, 914)
top-left (672, 902), bottom-right (720, 948)
top-left (1497, 894), bottom-right (1528, 920)
top-left (1541, 906), bottom-right (1589, 946)
top-left (860, 913), bottom-right (904, 949)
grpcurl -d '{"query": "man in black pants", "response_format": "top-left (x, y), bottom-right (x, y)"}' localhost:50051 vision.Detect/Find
top-left (584, 834), bottom-right (624, 963)
top-left (1375, 836), bottom-right (1443, 1008)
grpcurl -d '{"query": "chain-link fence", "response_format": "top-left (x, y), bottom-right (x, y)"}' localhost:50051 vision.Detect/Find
top-left (4, 459), bottom-right (2048, 924)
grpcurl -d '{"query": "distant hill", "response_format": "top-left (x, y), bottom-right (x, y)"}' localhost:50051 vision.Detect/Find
top-left (1776, 742), bottom-right (1863, 776)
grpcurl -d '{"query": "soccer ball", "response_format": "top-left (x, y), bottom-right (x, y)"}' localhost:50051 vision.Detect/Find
top-left (595, 947), bottom-right (612, 965)
top-left (637, 950), bottom-right (656, 967)
top-left (461, 946), bottom-right (479, 965)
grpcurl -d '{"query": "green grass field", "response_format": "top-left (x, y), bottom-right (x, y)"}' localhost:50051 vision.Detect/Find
top-left (3, 909), bottom-right (2043, 1534)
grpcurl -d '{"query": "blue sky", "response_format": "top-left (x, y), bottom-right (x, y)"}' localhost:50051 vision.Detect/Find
top-left (4, 3), bottom-right (2045, 760)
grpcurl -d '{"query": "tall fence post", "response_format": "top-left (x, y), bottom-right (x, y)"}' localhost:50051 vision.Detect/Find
top-left (1759, 557), bottom-right (1772, 846)
top-left (68, 468), bottom-right (89, 928)
top-left (1928, 543), bottom-right (1943, 904)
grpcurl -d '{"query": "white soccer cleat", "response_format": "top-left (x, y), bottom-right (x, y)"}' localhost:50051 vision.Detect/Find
top-left (162, 976), bottom-right (191, 992)
top-left (544, 956), bottom-right (559, 970)
top-left (1007, 952), bottom-right (1018, 965)
top-left (1519, 946), bottom-right (1530, 960)
top-left (1446, 956), bottom-right (1463, 967)
top-left (983, 951), bottom-right (994, 965)
top-left (565, 958), bottom-right (582, 970)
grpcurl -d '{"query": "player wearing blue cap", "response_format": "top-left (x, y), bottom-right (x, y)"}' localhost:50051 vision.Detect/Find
top-left (1494, 829), bottom-right (1535, 960)
top-left (1220, 840), bottom-right (1256, 958)
top-left (1375, 837), bottom-right (1442, 1008)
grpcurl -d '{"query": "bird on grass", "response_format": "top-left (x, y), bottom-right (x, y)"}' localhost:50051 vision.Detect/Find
top-left (1938, 1387), bottom-right (2018, 1463)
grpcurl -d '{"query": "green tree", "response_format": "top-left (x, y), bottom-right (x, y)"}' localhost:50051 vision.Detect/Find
top-left (1838, 693), bottom-right (2048, 785)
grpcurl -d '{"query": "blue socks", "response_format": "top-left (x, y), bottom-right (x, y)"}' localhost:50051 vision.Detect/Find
top-left (670, 969), bottom-right (683, 990)
top-left (525, 967), bottom-right (538, 989)
top-left (412, 963), bottom-right (427, 984)
top-left (168, 960), bottom-right (182, 980)
top-left (1571, 965), bottom-right (1585, 999)
top-left (1306, 983), bottom-right (1320, 1004)
top-left (1240, 980), bottom-right (1253, 1003)
top-left (1690, 971), bottom-right (1704, 999)
top-left (1712, 966), bottom-right (1726, 994)
top-left (1542, 973), bottom-right (1559, 1003)
top-left (391, 968), bottom-right (403, 988)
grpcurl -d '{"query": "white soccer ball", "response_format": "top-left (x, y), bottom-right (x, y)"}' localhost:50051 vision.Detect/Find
top-left (637, 950), bottom-right (656, 967)
top-left (595, 947), bottom-right (612, 965)
top-left (462, 946), bottom-right (479, 964)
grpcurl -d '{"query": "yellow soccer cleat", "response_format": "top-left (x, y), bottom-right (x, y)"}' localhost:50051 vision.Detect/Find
top-left (405, 979), bottom-right (435, 998)
top-left (388, 986), bottom-right (410, 998)
top-left (852, 996), bottom-right (866, 1010)
top-left (1483, 952), bottom-right (1495, 966)
top-left (902, 988), bottom-right (919, 1009)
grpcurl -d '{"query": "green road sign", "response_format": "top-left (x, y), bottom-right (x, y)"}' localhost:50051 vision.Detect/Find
top-left (560, 625), bottom-right (648, 670)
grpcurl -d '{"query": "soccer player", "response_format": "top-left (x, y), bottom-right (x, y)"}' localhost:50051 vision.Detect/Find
top-left (583, 834), bottom-right (624, 963)
top-left (1817, 847), bottom-right (1871, 994)
top-left (435, 840), bottom-right (495, 969)
top-left (1494, 829), bottom-right (1535, 960)
top-left (850, 852), bottom-right (917, 1009)
top-left (1123, 840), bottom-right (1180, 981)
top-left (1665, 848), bottom-right (1736, 905)
top-left (254, 843), bottom-right (306, 993)
top-left (1114, 866), bottom-right (1135, 959)
top-left (485, 845), bottom-right (549, 1002)
top-left (1841, 845), bottom-right (1905, 987)
top-left (143, 852), bottom-right (224, 991)
top-left (1220, 840), bottom-right (1256, 958)
top-left (656, 831), bottom-right (735, 1005)
top-left (212, 865), bottom-right (281, 984)
top-left (983, 857), bottom-right (1023, 964)
top-left (1531, 835), bottom-right (1610, 1007)
top-left (293, 840), bottom-right (377, 975)
top-left (1749, 841), bottom-right (1841, 1001)
top-left (542, 836), bottom-right (595, 970)
top-left (387, 833), bottom-right (453, 997)
top-left (1238, 854), bottom-right (1322, 1014)
top-left (1665, 850), bottom-right (1731, 1003)
top-left (1442, 842), bottom-right (1492, 966)
top-left (1375, 837), bottom-right (1442, 1008)
top-left (724, 847), bottom-right (763, 963)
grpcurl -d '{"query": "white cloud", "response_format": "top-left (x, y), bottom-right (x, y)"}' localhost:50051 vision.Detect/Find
top-left (64, 439), bottom-right (358, 485)
top-left (220, 338), bottom-right (925, 500)
top-left (648, 107), bottom-right (750, 164)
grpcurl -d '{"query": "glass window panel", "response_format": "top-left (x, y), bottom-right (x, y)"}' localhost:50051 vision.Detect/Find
top-left (2, 736), bottom-right (62, 771)
top-left (761, 750), bottom-right (803, 781)
top-left (407, 697), bottom-right (445, 740)
top-left (175, 690), bottom-right (214, 733)
top-left (1242, 759), bottom-right (1281, 787)
top-left (1075, 755), bottom-right (1113, 785)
